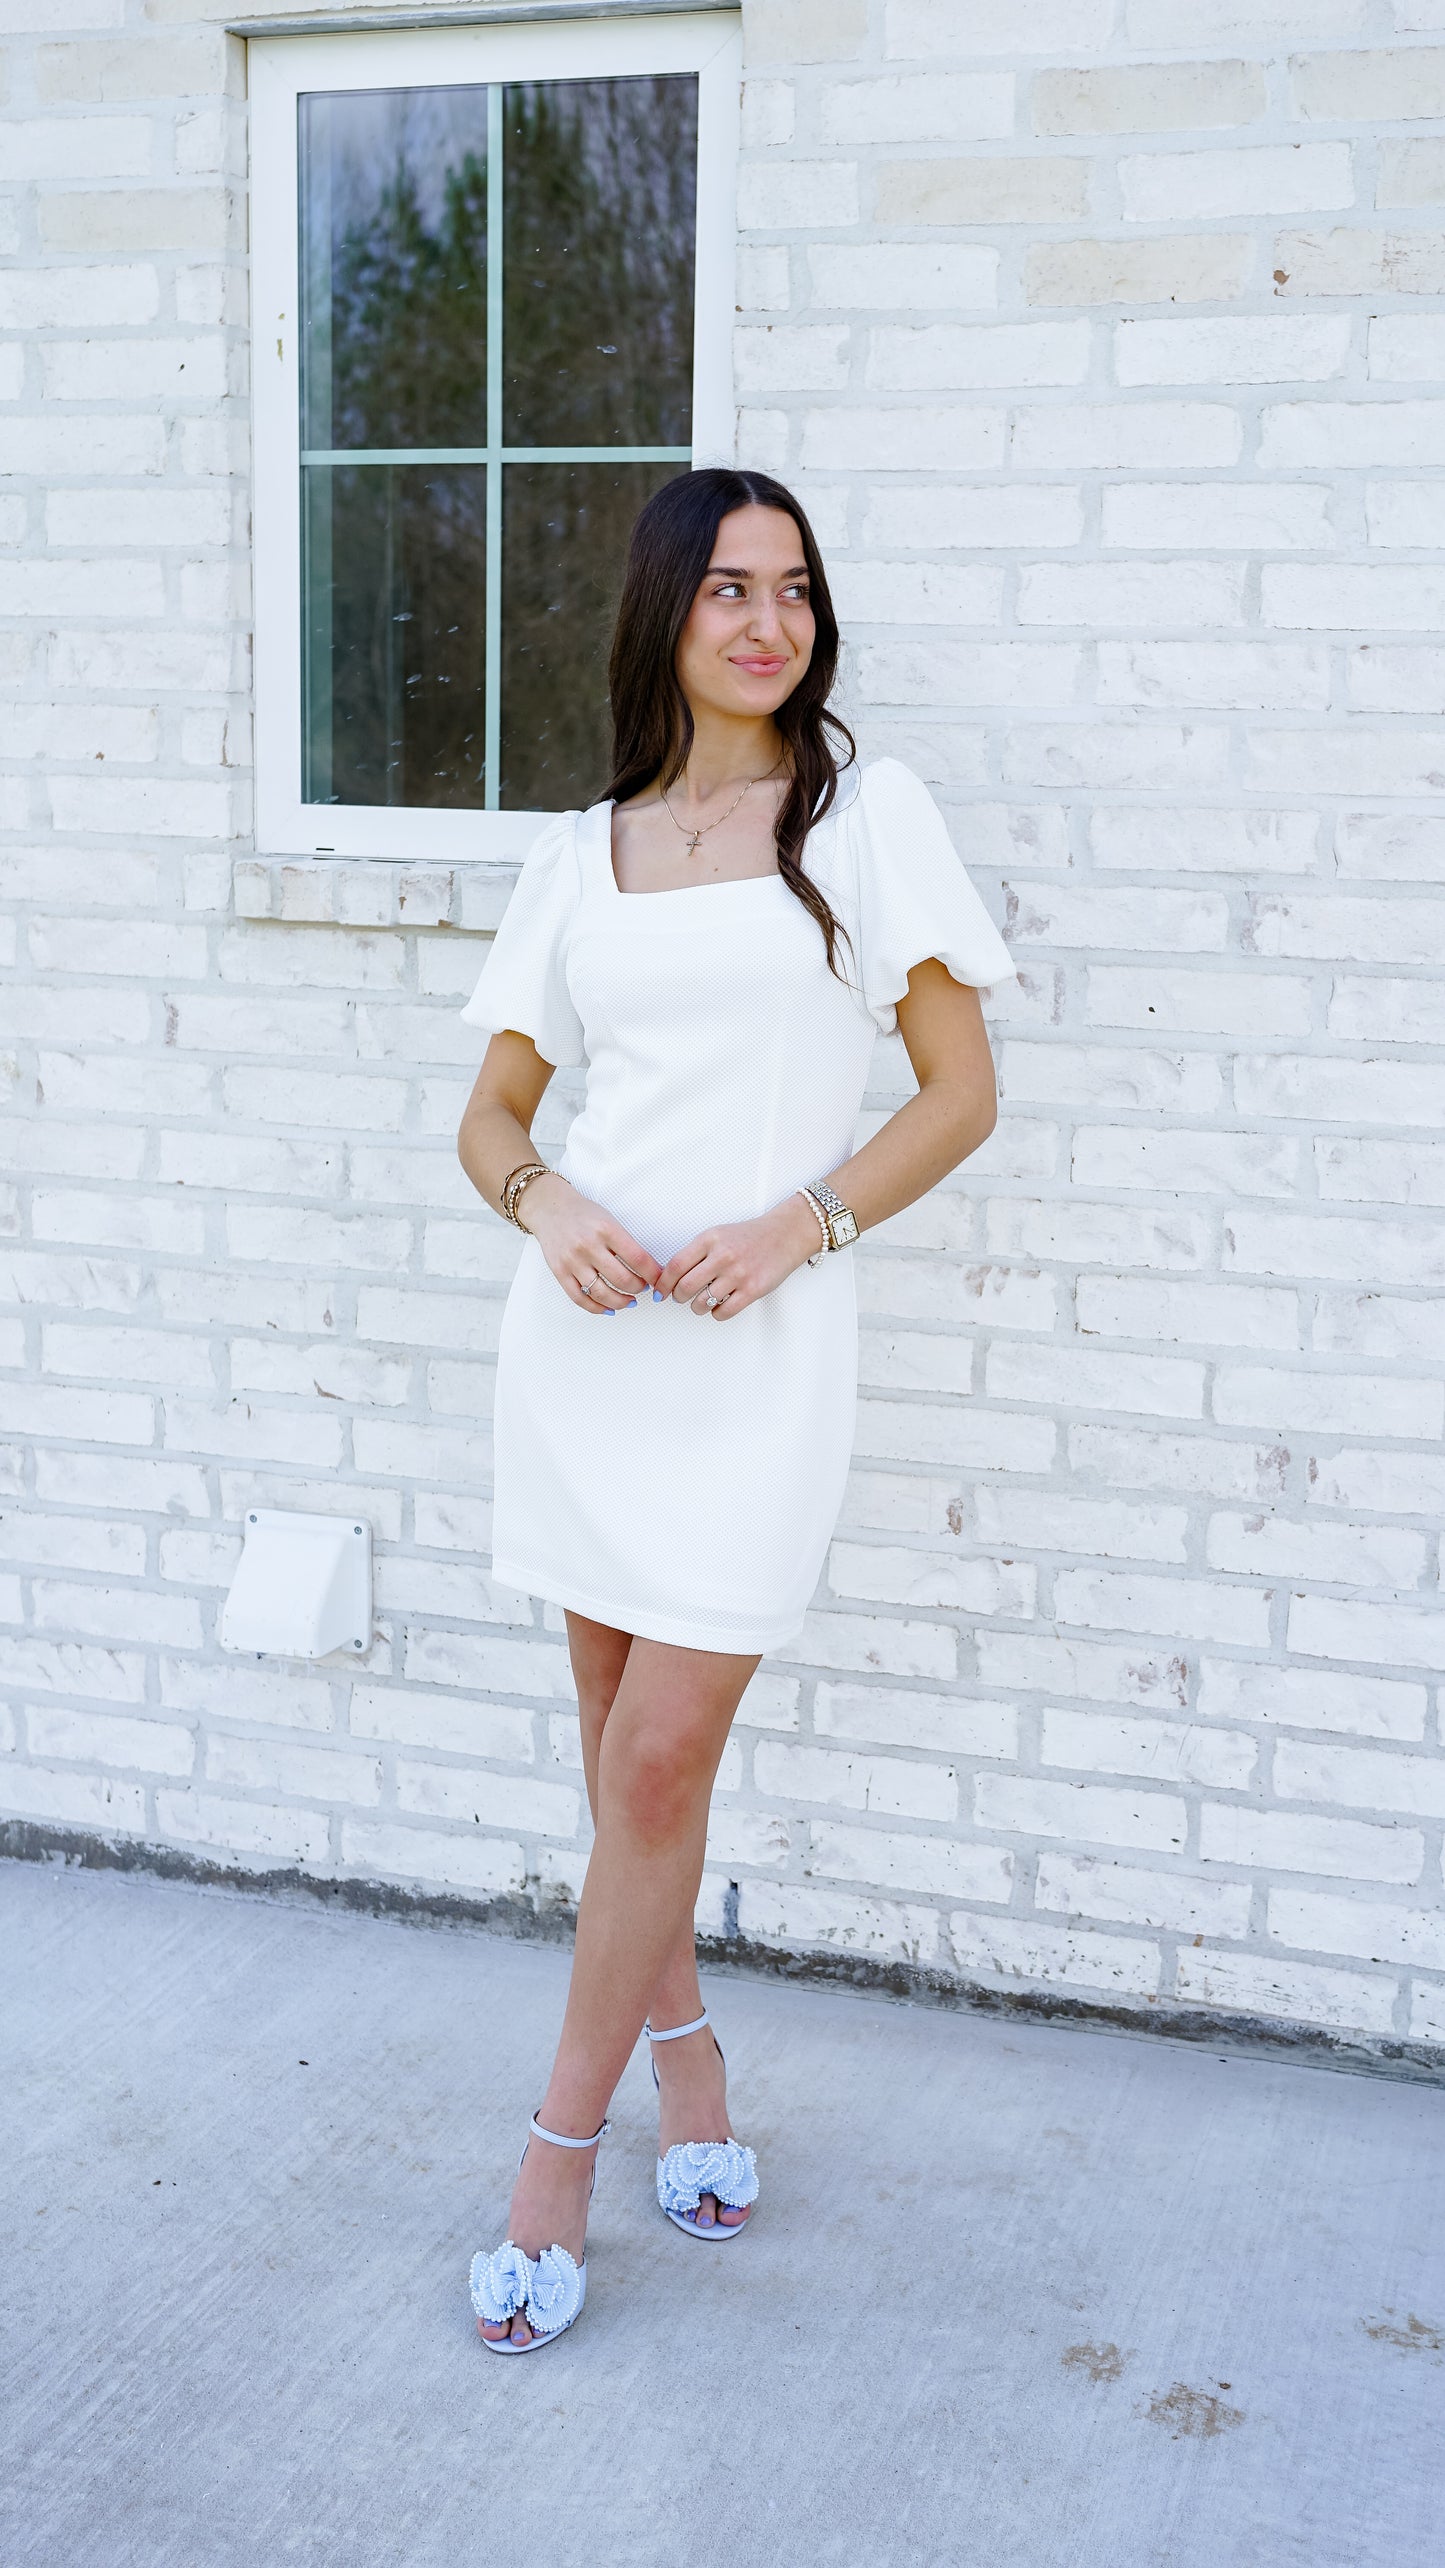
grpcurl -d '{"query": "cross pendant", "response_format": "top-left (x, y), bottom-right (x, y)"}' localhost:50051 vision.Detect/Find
top-left (686, 833), bottom-right (701, 855)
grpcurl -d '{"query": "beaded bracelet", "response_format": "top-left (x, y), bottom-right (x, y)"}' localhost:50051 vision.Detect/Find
top-left (500, 1160), bottom-right (553, 1230)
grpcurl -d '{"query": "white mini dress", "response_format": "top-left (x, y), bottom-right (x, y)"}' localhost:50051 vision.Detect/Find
top-left (460, 757), bottom-right (1016, 1655)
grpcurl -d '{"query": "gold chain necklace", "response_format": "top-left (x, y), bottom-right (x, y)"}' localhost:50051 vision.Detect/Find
top-left (660, 758), bottom-right (783, 857)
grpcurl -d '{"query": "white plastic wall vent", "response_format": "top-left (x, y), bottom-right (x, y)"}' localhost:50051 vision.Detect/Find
top-left (220, 1508), bottom-right (372, 1659)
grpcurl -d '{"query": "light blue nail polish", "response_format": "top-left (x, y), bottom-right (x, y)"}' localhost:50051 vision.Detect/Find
top-left (652, 1289), bottom-right (664, 1302)
top-left (627, 1298), bottom-right (637, 1309)
top-left (603, 1307), bottom-right (615, 1317)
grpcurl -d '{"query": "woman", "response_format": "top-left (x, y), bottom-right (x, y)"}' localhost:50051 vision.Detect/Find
top-left (456, 467), bottom-right (1013, 2351)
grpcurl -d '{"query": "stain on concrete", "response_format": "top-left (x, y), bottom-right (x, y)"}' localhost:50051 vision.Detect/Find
top-left (1141, 2382), bottom-right (1244, 2439)
top-left (1061, 2341), bottom-right (1129, 2383)
top-left (1363, 2311), bottom-right (1443, 2354)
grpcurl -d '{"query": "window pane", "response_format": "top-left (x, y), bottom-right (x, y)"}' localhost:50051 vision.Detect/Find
top-left (500, 461), bottom-right (676, 811)
top-left (303, 464), bottom-right (487, 808)
top-left (502, 76), bottom-right (697, 449)
top-left (299, 86), bottom-right (488, 452)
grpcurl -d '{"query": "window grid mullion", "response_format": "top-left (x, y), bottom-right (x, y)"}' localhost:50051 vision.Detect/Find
top-left (484, 81), bottom-right (505, 812)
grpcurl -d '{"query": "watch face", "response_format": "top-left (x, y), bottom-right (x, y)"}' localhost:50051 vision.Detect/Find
top-left (831, 1209), bottom-right (860, 1248)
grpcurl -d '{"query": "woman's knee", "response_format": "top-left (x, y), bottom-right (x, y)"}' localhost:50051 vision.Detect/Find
top-left (601, 1714), bottom-right (712, 1848)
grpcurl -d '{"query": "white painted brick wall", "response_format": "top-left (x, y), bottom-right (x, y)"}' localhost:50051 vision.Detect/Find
top-left (2, 0), bottom-right (1443, 2058)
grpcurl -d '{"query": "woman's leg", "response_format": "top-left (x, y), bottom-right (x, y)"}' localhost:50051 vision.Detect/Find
top-left (484, 1624), bottom-right (758, 2343)
top-left (567, 1614), bottom-right (750, 2234)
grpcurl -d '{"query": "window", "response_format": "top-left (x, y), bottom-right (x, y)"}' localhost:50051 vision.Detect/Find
top-left (251, 14), bottom-right (740, 860)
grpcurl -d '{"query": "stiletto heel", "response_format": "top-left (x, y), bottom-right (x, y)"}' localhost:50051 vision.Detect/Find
top-left (469, 2112), bottom-right (610, 2353)
top-left (646, 2009), bottom-right (759, 2242)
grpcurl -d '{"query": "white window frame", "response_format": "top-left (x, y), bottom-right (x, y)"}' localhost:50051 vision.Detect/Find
top-left (250, 10), bottom-right (741, 863)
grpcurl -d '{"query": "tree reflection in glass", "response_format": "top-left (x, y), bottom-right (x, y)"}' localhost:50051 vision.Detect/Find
top-left (297, 71), bottom-right (697, 815)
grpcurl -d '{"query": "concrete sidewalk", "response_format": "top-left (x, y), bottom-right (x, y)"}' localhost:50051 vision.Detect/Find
top-left (1, 1860), bottom-right (1440, 2568)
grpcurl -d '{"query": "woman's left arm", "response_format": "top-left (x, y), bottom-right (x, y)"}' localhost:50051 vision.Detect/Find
top-left (658, 959), bottom-right (998, 1314)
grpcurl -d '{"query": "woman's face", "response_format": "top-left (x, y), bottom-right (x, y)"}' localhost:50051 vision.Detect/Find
top-left (675, 504), bottom-right (816, 723)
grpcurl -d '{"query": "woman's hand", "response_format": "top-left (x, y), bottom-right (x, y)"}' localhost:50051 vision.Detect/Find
top-left (521, 1176), bottom-right (662, 1314)
top-left (657, 1196), bottom-right (822, 1321)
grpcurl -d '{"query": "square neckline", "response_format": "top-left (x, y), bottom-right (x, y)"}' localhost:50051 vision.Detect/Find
top-left (597, 797), bottom-right (789, 900)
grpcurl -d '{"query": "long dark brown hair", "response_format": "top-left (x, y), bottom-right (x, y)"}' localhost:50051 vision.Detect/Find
top-left (604, 468), bottom-right (856, 976)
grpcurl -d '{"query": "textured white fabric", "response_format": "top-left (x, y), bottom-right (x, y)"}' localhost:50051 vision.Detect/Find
top-left (460, 758), bottom-right (1015, 1653)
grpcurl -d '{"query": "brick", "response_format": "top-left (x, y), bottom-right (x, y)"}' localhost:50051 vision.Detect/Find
top-left (886, 0), bottom-right (1115, 53)
top-left (1098, 642), bottom-right (1328, 713)
top-left (1318, 1139), bottom-right (1445, 1209)
top-left (1033, 60), bottom-right (1267, 136)
top-left (822, 72), bottom-right (1014, 143)
top-left (740, 1881), bottom-right (939, 1966)
top-left (40, 188), bottom-right (239, 257)
top-left (856, 1329), bottom-right (974, 1395)
top-left (1264, 565), bottom-right (1445, 633)
top-left (161, 1657), bottom-right (334, 1733)
top-left (1215, 1365), bottom-right (1439, 1441)
top-left (877, 159), bottom-right (1088, 225)
top-left (1026, 236), bottom-right (1250, 308)
top-left (1248, 894), bottom-right (1445, 964)
top-left (976, 1487), bottom-right (1188, 1564)
top-left (26, 1705), bottom-right (192, 1775)
top-left (1290, 47), bottom-right (1445, 122)
top-left (831, 561), bottom-right (1003, 625)
top-left (976, 1772), bottom-right (1185, 1852)
top-left (1207, 1512), bottom-right (1426, 1589)
top-left (1260, 401), bottom-right (1442, 471)
top-left (1043, 1708), bottom-right (1257, 1792)
top-left (951, 1914), bottom-right (1160, 1998)
top-left (805, 1821), bottom-right (1011, 1902)
top-left (1201, 1804), bottom-right (1421, 1886)
top-left (1103, 482), bottom-right (1331, 550)
top-left (1273, 228), bottom-right (1445, 297)
top-left (1314, 1291), bottom-right (1445, 1364)
top-left (746, 0), bottom-right (867, 63)
top-left (402, 1629), bottom-right (571, 1698)
top-left (1236, 1052), bottom-right (1440, 1127)
top-left (1175, 1948), bottom-right (1395, 2035)
top-left (1368, 318), bottom-right (1445, 383)
top-left (395, 1761), bottom-right (578, 1837)
top-left (860, 639), bottom-right (1079, 708)
top-left (1242, 729), bottom-right (1445, 796)
top-left (864, 484), bottom-right (1084, 549)
top-left (777, 1611), bottom-right (956, 1680)
top-left (1056, 1569), bottom-right (1271, 1649)
top-left (204, 1734), bottom-right (380, 1806)
top-left (1198, 1661), bottom-right (1425, 1744)
top-left (1122, 143), bottom-right (1354, 223)
top-left (1011, 726), bottom-right (1230, 796)
top-left (988, 1341), bottom-right (1205, 1420)
top-left (808, 244), bottom-right (998, 310)
top-left (1017, 562), bottom-right (1246, 628)
top-left (989, 1198), bottom-right (1209, 1271)
top-left (853, 1401), bottom-right (1057, 1475)
top-left (1227, 1209), bottom-right (1445, 1290)
top-left (1286, 1596), bottom-right (1445, 1674)
top-left (815, 1683), bottom-right (1017, 1761)
top-left (156, 1789), bottom-right (328, 1868)
top-left (866, 322), bottom-right (1088, 391)
top-left (1268, 1888), bottom-right (1445, 1975)
top-left (734, 325), bottom-right (847, 393)
top-left (738, 161), bottom-right (858, 230)
top-left (829, 1543), bottom-right (1034, 1619)
top-left (801, 406), bottom-right (1004, 472)
top-left (1328, 979), bottom-right (1445, 1045)
top-left (42, 336), bottom-right (230, 402)
top-left (1011, 887), bottom-right (1227, 952)
top-left (340, 1820), bottom-right (525, 1898)
top-left (1014, 402), bottom-right (1240, 469)
top-left (1040, 1852), bottom-right (1253, 1941)
top-left (1077, 1276), bottom-right (1299, 1354)
top-left (1074, 1127), bottom-right (1299, 1199)
top-left (1348, 648), bottom-right (1445, 714)
top-left (0, 1764), bottom-right (145, 1833)
top-left (1114, 314), bottom-right (1350, 386)
top-left (1274, 1738), bottom-right (1445, 1822)
top-left (1378, 139), bottom-right (1445, 206)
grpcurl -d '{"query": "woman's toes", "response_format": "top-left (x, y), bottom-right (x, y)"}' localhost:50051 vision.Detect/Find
top-left (717, 2203), bottom-right (748, 2227)
top-left (479, 2318), bottom-right (510, 2341)
top-left (510, 2313), bottom-right (533, 2346)
top-left (695, 2192), bottom-right (717, 2227)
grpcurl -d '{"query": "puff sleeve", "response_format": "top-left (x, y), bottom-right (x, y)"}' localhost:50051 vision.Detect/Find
top-left (458, 812), bottom-right (586, 1068)
top-left (851, 758), bottom-right (1016, 1034)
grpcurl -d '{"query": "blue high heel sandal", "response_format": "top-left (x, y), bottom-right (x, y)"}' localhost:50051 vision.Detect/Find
top-left (469, 2112), bottom-right (610, 2354)
top-left (647, 2009), bottom-right (759, 2241)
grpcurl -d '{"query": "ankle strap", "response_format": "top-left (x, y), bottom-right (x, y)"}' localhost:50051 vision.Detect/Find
top-left (528, 2112), bottom-right (610, 2149)
top-left (645, 2010), bottom-right (710, 2043)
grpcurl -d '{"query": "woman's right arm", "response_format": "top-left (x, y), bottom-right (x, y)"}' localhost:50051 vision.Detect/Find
top-left (457, 1032), bottom-right (661, 1313)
